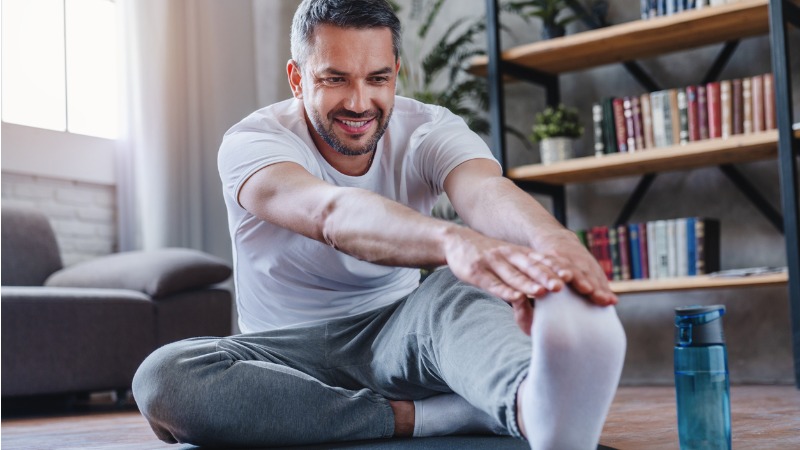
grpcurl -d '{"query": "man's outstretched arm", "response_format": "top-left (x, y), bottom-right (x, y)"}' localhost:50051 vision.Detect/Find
top-left (239, 161), bottom-right (566, 332)
top-left (443, 158), bottom-right (617, 307)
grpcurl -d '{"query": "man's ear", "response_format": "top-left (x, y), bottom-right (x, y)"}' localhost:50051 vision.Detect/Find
top-left (287, 59), bottom-right (303, 99)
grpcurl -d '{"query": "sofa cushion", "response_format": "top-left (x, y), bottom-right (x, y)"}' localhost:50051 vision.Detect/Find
top-left (45, 248), bottom-right (232, 299)
top-left (1, 206), bottom-right (63, 287)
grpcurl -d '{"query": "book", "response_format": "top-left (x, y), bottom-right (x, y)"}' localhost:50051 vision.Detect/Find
top-left (613, 98), bottom-right (629, 153)
top-left (598, 226), bottom-right (614, 280)
top-left (647, 221), bottom-right (658, 279)
top-left (631, 96), bottom-right (644, 151)
top-left (628, 223), bottom-right (642, 279)
top-left (697, 84), bottom-right (709, 140)
top-left (654, 220), bottom-right (669, 279)
top-left (651, 91), bottom-right (668, 148)
top-left (707, 81), bottom-right (722, 139)
top-left (576, 229), bottom-right (588, 248)
top-left (666, 219), bottom-right (677, 278)
top-left (618, 224), bottom-right (631, 281)
top-left (743, 77), bottom-right (753, 134)
top-left (639, 222), bottom-right (650, 279)
top-left (608, 226), bottom-right (621, 281)
top-left (752, 74), bottom-right (765, 132)
top-left (732, 78), bottom-right (743, 135)
top-left (764, 73), bottom-right (776, 130)
top-left (592, 102), bottom-right (605, 156)
top-left (677, 88), bottom-right (690, 145)
top-left (641, 93), bottom-right (655, 149)
top-left (668, 89), bottom-right (681, 145)
top-left (720, 79), bottom-right (732, 138)
top-left (694, 218), bottom-right (721, 274)
top-left (686, 217), bottom-right (697, 276)
top-left (623, 97), bottom-right (637, 152)
top-left (602, 97), bottom-right (618, 153)
top-left (675, 217), bottom-right (688, 277)
top-left (686, 85), bottom-right (700, 142)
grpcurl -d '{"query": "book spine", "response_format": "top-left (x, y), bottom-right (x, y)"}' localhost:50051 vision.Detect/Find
top-left (651, 91), bottom-right (667, 148)
top-left (752, 74), bottom-right (765, 132)
top-left (613, 98), bottom-right (629, 153)
top-left (686, 85), bottom-right (700, 142)
top-left (695, 219), bottom-right (706, 275)
top-left (702, 219), bottom-right (721, 274)
top-left (642, 0), bottom-right (651, 19)
top-left (624, 97), bottom-right (637, 151)
top-left (641, 93), bottom-right (655, 149)
top-left (686, 217), bottom-right (697, 276)
top-left (592, 102), bottom-right (605, 157)
top-left (666, 219), bottom-right (677, 278)
top-left (707, 81), bottom-right (722, 139)
top-left (677, 88), bottom-right (689, 145)
top-left (669, 88), bottom-right (681, 145)
top-left (618, 224), bottom-right (631, 281)
top-left (655, 220), bottom-right (669, 279)
top-left (576, 229), bottom-right (588, 248)
top-left (639, 222), bottom-right (650, 279)
top-left (603, 98), bottom-right (618, 153)
top-left (742, 77), bottom-right (753, 134)
top-left (608, 227), bottom-right (621, 281)
top-left (629, 223), bottom-right (642, 279)
top-left (662, 91), bottom-right (675, 146)
top-left (697, 84), bottom-right (709, 140)
top-left (600, 226), bottom-right (613, 280)
top-left (647, 221), bottom-right (657, 279)
top-left (720, 79), bottom-right (732, 138)
top-left (675, 217), bottom-right (688, 277)
top-left (732, 78), bottom-right (743, 135)
top-left (764, 73), bottom-right (776, 130)
top-left (631, 96), bottom-right (644, 151)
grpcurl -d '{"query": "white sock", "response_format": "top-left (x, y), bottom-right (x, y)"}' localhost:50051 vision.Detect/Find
top-left (412, 393), bottom-right (507, 437)
top-left (520, 289), bottom-right (626, 449)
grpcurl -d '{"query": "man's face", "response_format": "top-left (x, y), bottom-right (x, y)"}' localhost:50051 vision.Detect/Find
top-left (289, 24), bottom-right (399, 157)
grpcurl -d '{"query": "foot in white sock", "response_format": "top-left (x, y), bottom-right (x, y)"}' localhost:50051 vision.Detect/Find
top-left (519, 288), bottom-right (626, 449)
top-left (413, 393), bottom-right (507, 437)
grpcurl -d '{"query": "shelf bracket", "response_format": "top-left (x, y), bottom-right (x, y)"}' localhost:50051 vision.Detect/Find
top-left (718, 164), bottom-right (785, 233)
top-left (701, 40), bottom-right (740, 85)
top-left (501, 62), bottom-right (561, 106)
top-left (785, 0), bottom-right (800, 28)
top-left (614, 174), bottom-right (658, 226)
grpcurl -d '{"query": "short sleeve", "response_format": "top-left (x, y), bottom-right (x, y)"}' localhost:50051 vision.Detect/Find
top-left (411, 108), bottom-right (500, 195)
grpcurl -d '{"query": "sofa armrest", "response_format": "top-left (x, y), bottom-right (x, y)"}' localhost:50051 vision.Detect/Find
top-left (44, 248), bottom-right (231, 299)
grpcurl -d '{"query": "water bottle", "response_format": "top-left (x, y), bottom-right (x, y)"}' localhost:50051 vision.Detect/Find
top-left (674, 305), bottom-right (731, 450)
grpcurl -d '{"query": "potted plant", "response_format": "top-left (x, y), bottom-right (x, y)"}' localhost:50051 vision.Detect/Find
top-left (505, 0), bottom-right (576, 39)
top-left (529, 104), bottom-right (584, 164)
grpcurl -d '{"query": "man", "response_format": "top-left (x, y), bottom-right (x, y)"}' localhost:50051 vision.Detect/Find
top-left (133, 1), bottom-right (626, 448)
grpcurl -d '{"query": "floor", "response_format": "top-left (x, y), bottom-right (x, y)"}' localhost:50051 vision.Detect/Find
top-left (2, 386), bottom-right (799, 449)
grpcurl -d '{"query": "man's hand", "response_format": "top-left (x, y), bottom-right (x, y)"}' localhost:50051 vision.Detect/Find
top-left (443, 227), bottom-right (566, 335)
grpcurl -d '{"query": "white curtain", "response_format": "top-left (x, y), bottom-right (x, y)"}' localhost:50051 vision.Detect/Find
top-left (116, 0), bottom-right (259, 259)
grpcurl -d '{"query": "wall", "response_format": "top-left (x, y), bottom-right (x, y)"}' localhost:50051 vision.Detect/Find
top-left (398, 0), bottom-right (800, 384)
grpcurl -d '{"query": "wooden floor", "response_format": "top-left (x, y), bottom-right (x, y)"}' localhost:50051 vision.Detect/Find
top-left (2, 385), bottom-right (799, 449)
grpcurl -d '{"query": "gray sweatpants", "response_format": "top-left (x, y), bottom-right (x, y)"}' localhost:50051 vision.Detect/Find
top-left (132, 268), bottom-right (532, 447)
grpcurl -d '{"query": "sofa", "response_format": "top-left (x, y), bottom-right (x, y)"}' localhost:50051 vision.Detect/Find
top-left (1, 205), bottom-right (233, 398)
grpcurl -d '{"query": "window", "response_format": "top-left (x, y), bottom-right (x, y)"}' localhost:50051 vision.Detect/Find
top-left (1, 0), bottom-right (119, 139)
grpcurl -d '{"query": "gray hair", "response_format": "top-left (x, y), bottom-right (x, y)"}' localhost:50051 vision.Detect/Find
top-left (290, 0), bottom-right (402, 68)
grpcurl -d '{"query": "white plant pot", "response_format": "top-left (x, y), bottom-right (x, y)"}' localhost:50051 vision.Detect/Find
top-left (539, 137), bottom-right (575, 165)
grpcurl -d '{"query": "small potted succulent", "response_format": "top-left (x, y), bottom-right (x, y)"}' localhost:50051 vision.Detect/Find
top-left (529, 104), bottom-right (584, 165)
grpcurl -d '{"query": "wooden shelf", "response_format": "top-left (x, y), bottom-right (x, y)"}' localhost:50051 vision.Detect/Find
top-left (469, 0), bottom-right (769, 76)
top-left (611, 271), bottom-right (788, 294)
top-left (507, 130), bottom-right (787, 184)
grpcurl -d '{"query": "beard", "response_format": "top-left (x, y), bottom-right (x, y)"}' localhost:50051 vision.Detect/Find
top-left (309, 106), bottom-right (393, 156)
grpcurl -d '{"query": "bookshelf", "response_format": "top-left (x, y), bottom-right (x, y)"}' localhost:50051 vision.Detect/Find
top-left (478, 0), bottom-right (800, 385)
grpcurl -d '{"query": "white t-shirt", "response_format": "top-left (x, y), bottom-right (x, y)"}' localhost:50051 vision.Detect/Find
top-left (218, 96), bottom-right (498, 333)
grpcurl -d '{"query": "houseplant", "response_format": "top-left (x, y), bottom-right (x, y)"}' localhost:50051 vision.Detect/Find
top-left (529, 104), bottom-right (583, 164)
top-left (505, 0), bottom-right (576, 39)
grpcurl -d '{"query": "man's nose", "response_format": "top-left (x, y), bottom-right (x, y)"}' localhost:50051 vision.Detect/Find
top-left (345, 82), bottom-right (370, 113)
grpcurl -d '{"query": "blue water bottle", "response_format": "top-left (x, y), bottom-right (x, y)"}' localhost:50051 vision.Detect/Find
top-left (674, 305), bottom-right (731, 450)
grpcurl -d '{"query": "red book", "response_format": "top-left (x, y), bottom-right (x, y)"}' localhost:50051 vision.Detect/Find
top-left (752, 74), bottom-right (765, 132)
top-left (706, 81), bottom-right (722, 139)
top-left (697, 85), bottom-right (709, 140)
top-left (631, 96), bottom-right (644, 151)
top-left (617, 224), bottom-right (631, 281)
top-left (612, 98), bottom-right (629, 153)
top-left (764, 73), bottom-right (776, 130)
top-left (638, 222), bottom-right (649, 280)
top-left (732, 78), bottom-right (743, 135)
top-left (686, 85), bottom-right (700, 141)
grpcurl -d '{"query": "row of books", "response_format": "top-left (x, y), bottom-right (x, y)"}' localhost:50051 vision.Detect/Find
top-left (641, 0), bottom-right (739, 20)
top-left (592, 73), bottom-right (777, 156)
top-left (575, 218), bottom-right (720, 281)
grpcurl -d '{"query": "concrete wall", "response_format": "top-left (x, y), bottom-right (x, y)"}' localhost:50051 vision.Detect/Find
top-left (397, 0), bottom-right (800, 384)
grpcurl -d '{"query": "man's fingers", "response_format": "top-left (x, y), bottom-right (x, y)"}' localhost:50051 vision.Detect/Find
top-left (505, 251), bottom-right (563, 293)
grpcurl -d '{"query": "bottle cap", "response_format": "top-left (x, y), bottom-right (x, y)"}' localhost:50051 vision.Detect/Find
top-left (674, 305), bottom-right (726, 346)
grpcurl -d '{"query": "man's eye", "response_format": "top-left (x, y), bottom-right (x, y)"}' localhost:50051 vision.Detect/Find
top-left (325, 77), bottom-right (345, 84)
top-left (370, 77), bottom-right (390, 84)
